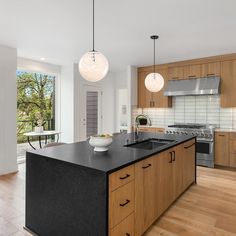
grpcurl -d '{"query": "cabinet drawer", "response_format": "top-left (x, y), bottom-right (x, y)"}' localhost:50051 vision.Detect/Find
top-left (109, 213), bottom-right (134, 236)
top-left (182, 139), bottom-right (195, 149)
top-left (109, 165), bottom-right (134, 192)
top-left (230, 132), bottom-right (236, 140)
top-left (215, 132), bottom-right (229, 140)
top-left (109, 181), bottom-right (134, 228)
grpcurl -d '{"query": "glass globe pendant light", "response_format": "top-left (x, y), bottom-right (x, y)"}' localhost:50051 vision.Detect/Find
top-left (145, 35), bottom-right (164, 92)
top-left (79, 0), bottom-right (109, 82)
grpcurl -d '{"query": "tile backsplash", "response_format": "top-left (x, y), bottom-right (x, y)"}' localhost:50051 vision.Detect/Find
top-left (132, 95), bottom-right (236, 129)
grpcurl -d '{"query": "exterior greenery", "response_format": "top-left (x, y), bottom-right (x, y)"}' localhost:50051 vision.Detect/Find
top-left (17, 71), bottom-right (55, 143)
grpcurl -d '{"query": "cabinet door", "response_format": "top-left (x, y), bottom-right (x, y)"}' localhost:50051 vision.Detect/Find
top-left (182, 139), bottom-right (196, 190)
top-left (156, 150), bottom-right (174, 214)
top-left (201, 62), bottom-right (221, 77)
top-left (135, 156), bottom-right (156, 236)
top-left (183, 64), bottom-right (201, 79)
top-left (168, 66), bottom-right (184, 80)
top-left (215, 132), bottom-right (229, 166)
top-left (138, 71), bottom-right (152, 108)
top-left (221, 60), bottom-right (236, 108)
top-left (152, 67), bottom-right (172, 108)
top-left (172, 146), bottom-right (183, 198)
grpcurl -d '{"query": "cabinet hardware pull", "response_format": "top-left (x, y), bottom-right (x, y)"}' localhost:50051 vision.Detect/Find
top-left (169, 152), bottom-right (172, 163)
top-left (172, 77), bottom-right (179, 80)
top-left (207, 73), bottom-right (215, 77)
top-left (218, 134), bottom-right (225, 137)
top-left (150, 101), bottom-right (152, 107)
top-left (153, 101), bottom-right (155, 107)
top-left (126, 234), bottom-right (130, 236)
top-left (120, 199), bottom-right (130, 207)
top-left (172, 151), bottom-right (176, 161)
top-left (119, 174), bottom-right (130, 180)
top-left (188, 75), bottom-right (197, 78)
top-left (184, 143), bottom-right (195, 149)
top-left (142, 163), bottom-right (152, 169)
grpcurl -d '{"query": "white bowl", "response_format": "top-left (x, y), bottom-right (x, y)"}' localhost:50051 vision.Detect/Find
top-left (89, 136), bottom-right (113, 152)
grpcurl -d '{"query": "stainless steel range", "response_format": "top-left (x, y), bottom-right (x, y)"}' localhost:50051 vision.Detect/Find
top-left (166, 123), bottom-right (216, 168)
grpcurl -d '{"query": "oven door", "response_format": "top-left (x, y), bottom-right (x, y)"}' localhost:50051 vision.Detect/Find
top-left (196, 139), bottom-right (214, 168)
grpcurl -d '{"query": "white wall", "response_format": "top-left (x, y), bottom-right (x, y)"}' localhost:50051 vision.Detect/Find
top-left (60, 65), bottom-right (75, 143)
top-left (0, 45), bottom-right (18, 175)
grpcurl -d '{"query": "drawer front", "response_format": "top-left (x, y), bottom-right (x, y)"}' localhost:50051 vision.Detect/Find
top-left (215, 132), bottom-right (229, 140)
top-left (109, 181), bottom-right (134, 228)
top-left (230, 132), bottom-right (236, 140)
top-left (230, 153), bottom-right (236, 168)
top-left (109, 213), bottom-right (134, 236)
top-left (182, 139), bottom-right (195, 149)
top-left (109, 165), bottom-right (134, 192)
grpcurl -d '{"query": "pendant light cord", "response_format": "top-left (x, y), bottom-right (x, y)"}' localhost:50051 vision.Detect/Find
top-left (153, 38), bottom-right (156, 74)
top-left (92, 0), bottom-right (95, 51)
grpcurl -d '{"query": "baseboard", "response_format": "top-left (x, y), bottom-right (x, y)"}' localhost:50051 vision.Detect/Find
top-left (0, 166), bottom-right (18, 176)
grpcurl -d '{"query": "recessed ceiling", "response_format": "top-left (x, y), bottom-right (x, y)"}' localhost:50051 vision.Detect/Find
top-left (1, 0), bottom-right (236, 71)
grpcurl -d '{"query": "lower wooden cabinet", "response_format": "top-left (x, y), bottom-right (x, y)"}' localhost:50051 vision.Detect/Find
top-left (215, 132), bottom-right (230, 166)
top-left (134, 156), bottom-right (157, 236)
top-left (109, 138), bottom-right (196, 236)
top-left (138, 127), bottom-right (165, 133)
top-left (109, 213), bottom-right (134, 236)
top-left (182, 139), bottom-right (196, 190)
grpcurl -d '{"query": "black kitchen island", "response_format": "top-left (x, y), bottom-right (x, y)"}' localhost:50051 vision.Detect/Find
top-left (25, 132), bottom-right (196, 236)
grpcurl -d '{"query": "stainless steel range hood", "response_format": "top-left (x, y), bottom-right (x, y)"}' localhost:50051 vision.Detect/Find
top-left (164, 77), bottom-right (220, 96)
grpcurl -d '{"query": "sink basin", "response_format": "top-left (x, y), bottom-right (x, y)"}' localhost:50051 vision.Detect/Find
top-left (125, 138), bottom-right (175, 150)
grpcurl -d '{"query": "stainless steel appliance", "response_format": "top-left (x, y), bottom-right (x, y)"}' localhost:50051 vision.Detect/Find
top-left (166, 123), bottom-right (216, 168)
top-left (164, 77), bottom-right (220, 96)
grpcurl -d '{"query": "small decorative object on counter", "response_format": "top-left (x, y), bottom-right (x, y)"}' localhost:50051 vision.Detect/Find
top-left (34, 112), bottom-right (46, 133)
top-left (89, 134), bottom-right (113, 152)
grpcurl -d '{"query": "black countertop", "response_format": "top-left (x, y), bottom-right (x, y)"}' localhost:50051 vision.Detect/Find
top-left (27, 132), bottom-right (196, 174)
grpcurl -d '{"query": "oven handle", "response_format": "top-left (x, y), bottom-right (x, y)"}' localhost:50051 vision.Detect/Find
top-left (184, 143), bottom-right (195, 149)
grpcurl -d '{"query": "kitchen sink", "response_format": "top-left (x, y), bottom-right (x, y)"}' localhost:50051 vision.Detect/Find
top-left (125, 138), bottom-right (176, 150)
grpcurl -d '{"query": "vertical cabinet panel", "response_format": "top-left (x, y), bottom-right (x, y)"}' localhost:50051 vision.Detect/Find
top-left (182, 140), bottom-right (196, 190)
top-left (168, 66), bottom-right (184, 80)
top-left (201, 62), bottom-right (221, 77)
top-left (215, 132), bottom-right (229, 166)
top-left (183, 64), bottom-right (202, 79)
top-left (221, 60), bottom-right (236, 108)
top-left (138, 71), bottom-right (152, 108)
top-left (135, 157), bottom-right (156, 236)
top-left (152, 67), bottom-right (172, 108)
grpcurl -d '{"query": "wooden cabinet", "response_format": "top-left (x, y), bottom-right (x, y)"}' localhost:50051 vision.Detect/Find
top-left (137, 67), bottom-right (172, 108)
top-left (109, 213), bottom-right (134, 236)
top-left (183, 64), bottom-right (202, 79)
top-left (138, 127), bottom-right (165, 133)
top-left (230, 133), bottom-right (236, 167)
top-left (134, 156), bottom-right (157, 236)
top-left (221, 60), bottom-right (236, 108)
top-left (215, 132), bottom-right (230, 166)
top-left (182, 139), bottom-right (196, 190)
top-left (152, 67), bottom-right (172, 108)
top-left (138, 71), bottom-right (152, 108)
top-left (168, 66), bottom-right (184, 80)
top-left (134, 140), bottom-right (196, 236)
top-left (201, 62), bottom-right (221, 77)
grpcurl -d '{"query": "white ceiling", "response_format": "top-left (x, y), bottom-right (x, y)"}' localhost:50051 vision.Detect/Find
top-left (1, 0), bottom-right (236, 72)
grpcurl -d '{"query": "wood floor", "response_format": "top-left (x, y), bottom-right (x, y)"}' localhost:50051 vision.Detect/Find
top-left (0, 165), bottom-right (236, 236)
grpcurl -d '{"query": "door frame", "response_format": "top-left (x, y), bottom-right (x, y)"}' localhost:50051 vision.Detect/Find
top-left (80, 85), bottom-right (103, 140)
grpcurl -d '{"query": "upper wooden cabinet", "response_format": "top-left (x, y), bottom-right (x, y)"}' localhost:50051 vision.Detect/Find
top-left (201, 62), bottom-right (221, 77)
top-left (183, 64), bottom-right (202, 79)
top-left (221, 60), bottom-right (236, 108)
top-left (137, 67), bottom-right (172, 108)
top-left (168, 66), bottom-right (184, 80)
